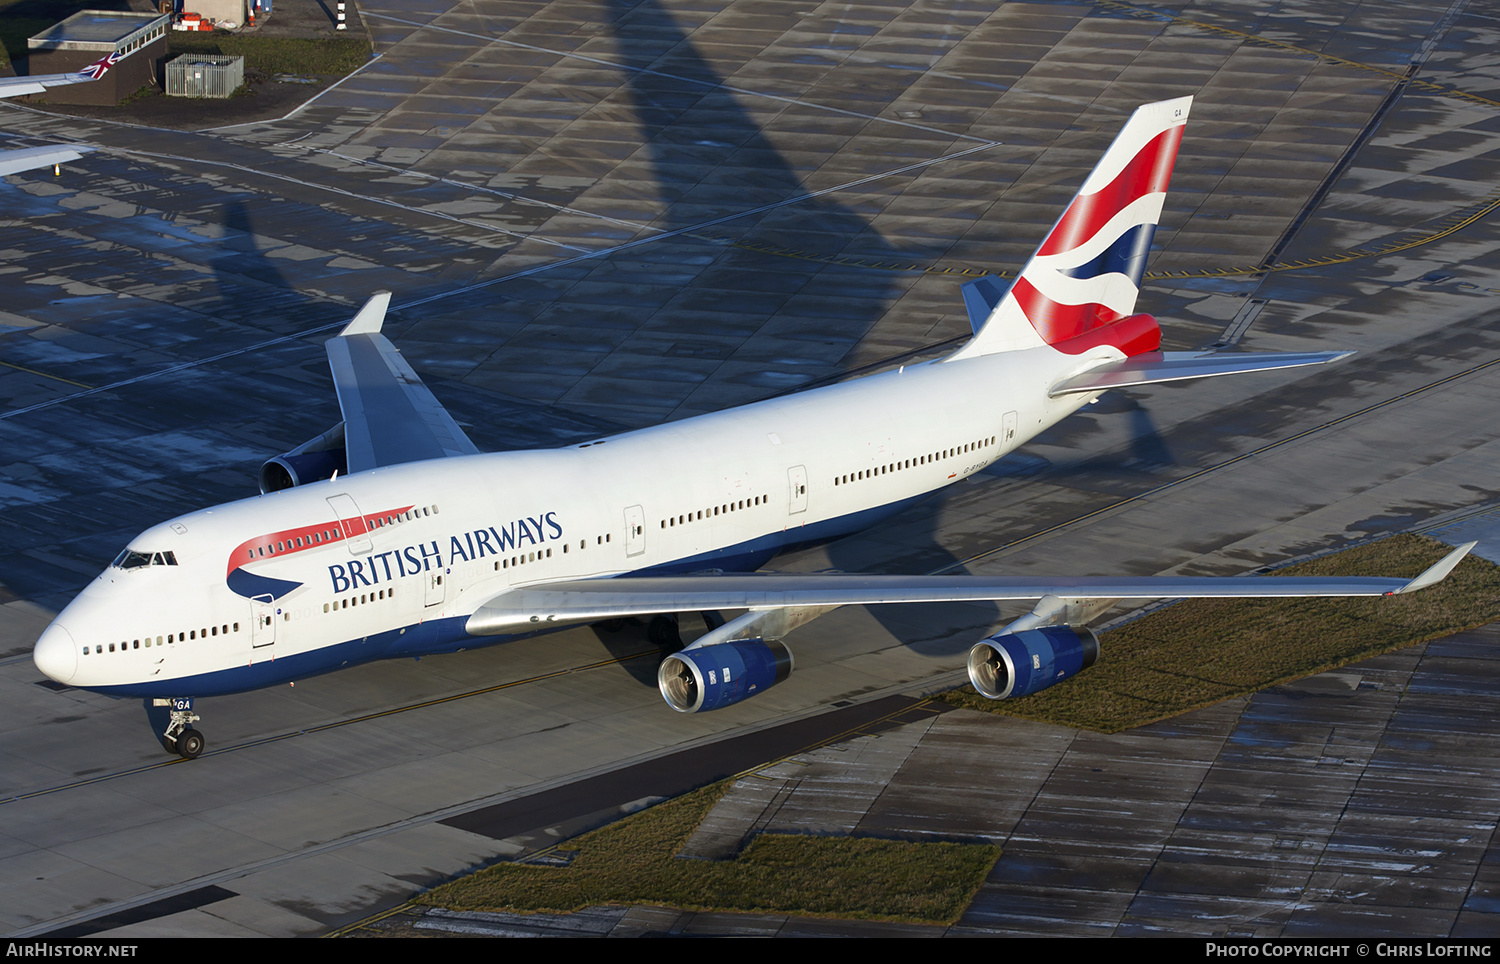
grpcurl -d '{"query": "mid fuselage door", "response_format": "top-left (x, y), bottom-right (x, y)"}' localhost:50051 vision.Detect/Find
top-left (425, 566), bottom-right (447, 608)
top-left (788, 465), bottom-right (808, 515)
top-left (625, 505), bottom-right (645, 557)
top-left (250, 594), bottom-right (276, 655)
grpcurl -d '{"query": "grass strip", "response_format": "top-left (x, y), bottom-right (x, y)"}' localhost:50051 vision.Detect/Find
top-left (941, 534), bottom-right (1500, 732)
top-left (166, 35), bottom-right (370, 77)
top-left (418, 779), bottom-right (1000, 924)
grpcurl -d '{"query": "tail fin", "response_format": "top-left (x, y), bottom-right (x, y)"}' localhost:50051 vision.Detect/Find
top-left (950, 96), bottom-right (1191, 361)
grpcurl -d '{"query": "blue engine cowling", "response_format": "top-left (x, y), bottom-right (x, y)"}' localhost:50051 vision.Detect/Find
top-left (966, 626), bottom-right (1100, 699)
top-left (259, 448), bottom-right (348, 493)
top-left (658, 639), bottom-right (794, 713)
top-left (259, 423), bottom-right (348, 493)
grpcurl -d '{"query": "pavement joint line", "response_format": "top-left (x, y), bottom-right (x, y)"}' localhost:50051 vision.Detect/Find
top-left (0, 360), bottom-right (91, 389)
top-left (7, 11), bottom-right (1500, 402)
top-left (0, 1), bottom-right (1494, 293)
top-left (111, 145), bottom-right (593, 252)
top-left (1284, 642), bottom-right (1435, 926)
top-left (1, 647), bottom-right (663, 808)
top-left (362, 11), bottom-right (1002, 146)
top-left (1116, 690), bottom-right (1254, 934)
top-left (0, 141), bottom-right (1000, 420)
top-left (315, 148), bottom-right (668, 234)
top-left (1098, 0), bottom-right (1500, 110)
top-left (201, 51), bottom-right (388, 133)
top-left (693, 183), bottom-right (1500, 280)
top-left (389, 141), bottom-right (1001, 310)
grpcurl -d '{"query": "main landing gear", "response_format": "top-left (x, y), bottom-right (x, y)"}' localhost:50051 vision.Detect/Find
top-left (647, 614), bottom-right (682, 650)
top-left (145, 697), bottom-right (206, 760)
top-left (647, 611), bottom-right (724, 651)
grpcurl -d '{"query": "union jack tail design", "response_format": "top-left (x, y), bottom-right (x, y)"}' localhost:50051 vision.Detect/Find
top-left (952, 96), bottom-right (1191, 360)
top-left (78, 51), bottom-right (122, 81)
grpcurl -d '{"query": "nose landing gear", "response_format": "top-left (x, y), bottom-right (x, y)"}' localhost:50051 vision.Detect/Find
top-left (145, 697), bottom-right (205, 760)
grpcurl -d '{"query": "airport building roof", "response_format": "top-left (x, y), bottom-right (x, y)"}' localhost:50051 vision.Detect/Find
top-left (28, 10), bottom-right (170, 53)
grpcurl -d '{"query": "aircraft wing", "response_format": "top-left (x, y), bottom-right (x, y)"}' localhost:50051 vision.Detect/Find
top-left (466, 542), bottom-right (1474, 635)
top-left (324, 291), bottom-right (481, 473)
top-left (0, 52), bottom-right (121, 98)
top-left (1050, 350), bottom-right (1353, 396)
top-left (0, 73), bottom-right (92, 98)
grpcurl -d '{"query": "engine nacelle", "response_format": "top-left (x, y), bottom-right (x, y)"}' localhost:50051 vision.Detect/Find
top-left (658, 639), bottom-right (794, 713)
top-left (259, 423), bottom-right (348, 494)
top-left (967, 626), bottom-right (1100, 700)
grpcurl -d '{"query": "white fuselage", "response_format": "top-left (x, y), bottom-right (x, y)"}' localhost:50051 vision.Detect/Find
top-left (33, 342), bottom-right (1111, 699)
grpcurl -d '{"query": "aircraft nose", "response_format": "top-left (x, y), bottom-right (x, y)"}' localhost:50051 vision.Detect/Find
top-left (34, 622), bottom-right (77, 684)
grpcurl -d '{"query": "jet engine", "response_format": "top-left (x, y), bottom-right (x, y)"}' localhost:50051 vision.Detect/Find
top-left (259, 423), bottom-right (348, 494)
top-left (658, 639), bottom-right (794, 713)
top-left (967, 626), bottom-right (1099, 700)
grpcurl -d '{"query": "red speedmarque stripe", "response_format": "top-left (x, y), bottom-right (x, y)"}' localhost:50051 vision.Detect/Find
top-left (1037, 125), bottom-right (1184, 258)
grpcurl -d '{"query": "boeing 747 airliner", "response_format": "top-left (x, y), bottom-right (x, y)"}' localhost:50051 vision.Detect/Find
top-left (31, 96), bottom-right (1473, 758)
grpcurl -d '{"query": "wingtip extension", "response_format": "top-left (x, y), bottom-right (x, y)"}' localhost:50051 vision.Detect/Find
top-left (338, 290), bottom-right (392, 337)
top-left (1397, 541), bottom-right (1476, 594)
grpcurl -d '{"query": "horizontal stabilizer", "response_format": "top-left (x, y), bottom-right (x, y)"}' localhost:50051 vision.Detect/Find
top-left (961, 275), bottom-right (1008, 334)
top-left (1049, 349), bottom-right (1353, 396)
top-left (467, 567), bottom-right (1438, 635)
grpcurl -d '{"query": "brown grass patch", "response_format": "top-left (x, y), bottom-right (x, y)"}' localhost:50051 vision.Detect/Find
top-left (419, 779), bottom-right (999, 924)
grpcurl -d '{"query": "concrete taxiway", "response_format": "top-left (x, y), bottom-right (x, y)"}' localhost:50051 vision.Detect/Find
top-left (2, 0), bottom-right (1500, 938)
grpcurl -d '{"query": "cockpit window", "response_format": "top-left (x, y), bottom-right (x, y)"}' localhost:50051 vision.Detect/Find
top-left (112, 549), bottom-right (178, 569)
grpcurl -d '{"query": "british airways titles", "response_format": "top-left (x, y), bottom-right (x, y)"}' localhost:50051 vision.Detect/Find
top-left (323, 512), bottom-right (564, 594)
